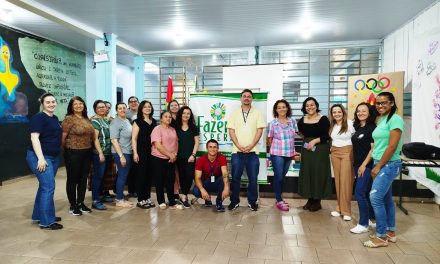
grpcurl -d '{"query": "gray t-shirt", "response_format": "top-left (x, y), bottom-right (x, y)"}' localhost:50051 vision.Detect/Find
top-left (110, 116), bottom-right (133, 154)
top-left (126, 109), bottom-right (137, 122)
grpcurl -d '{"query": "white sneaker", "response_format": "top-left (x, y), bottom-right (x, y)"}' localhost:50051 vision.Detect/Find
top-left (159, 203), bottom-right (167, 209)
top-left (350, 224), bottom-right (369, 234)
top-left (343, 215), bottom-right (352, 221)
top-left (169, 204), bottom-right (184, 210)
top-left (331, 211), bottom-right (341, 217)
top-left (369, 220), bottom-right (376, 228)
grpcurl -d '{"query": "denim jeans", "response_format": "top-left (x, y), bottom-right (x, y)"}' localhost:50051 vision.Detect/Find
top-left (270, 155), bottom-right (291, 202)
top-left (193, 176), bottom-right (225, 205)
top-left (230, 152), bottom-right (259, 205)
top-left (92, 154), bottom-right (113, 201)
top-left (354, 166), bottom-right (375, 227)
top-left (26, 150), bottom-right (60, 227)
top-left (113, 153), bottom-right (133, 200)
top-left (369, 160), bottom-right (402, 237)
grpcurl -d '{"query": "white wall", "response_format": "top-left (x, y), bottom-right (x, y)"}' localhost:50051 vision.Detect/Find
top-left (85, 54), bottom-right (96, 113)
top-left (116, 63), bottom-right (135, 102)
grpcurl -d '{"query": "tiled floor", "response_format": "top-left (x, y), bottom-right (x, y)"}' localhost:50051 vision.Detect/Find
top-left (1, 168), bottom-right (440, 264)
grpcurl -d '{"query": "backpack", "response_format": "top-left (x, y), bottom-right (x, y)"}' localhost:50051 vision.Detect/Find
top-left (402, 142), bottom-right (440, 160)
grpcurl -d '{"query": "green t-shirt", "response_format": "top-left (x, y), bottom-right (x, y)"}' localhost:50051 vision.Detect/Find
top-left (372, 114), bottom-right (404, 161)
top-left (91, 117), bottom-right (111, 155)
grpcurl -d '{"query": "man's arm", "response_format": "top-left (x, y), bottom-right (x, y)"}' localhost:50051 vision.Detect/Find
top-left (220, 165), bottom-right (230, 200)
top-left (195, 169), bottom-right (210, 200)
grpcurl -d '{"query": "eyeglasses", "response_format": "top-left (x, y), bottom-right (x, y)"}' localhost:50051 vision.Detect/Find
top-left (129, 100), bottom-right (138, 103)
top-left (375, 101), bottom-right (390, 107)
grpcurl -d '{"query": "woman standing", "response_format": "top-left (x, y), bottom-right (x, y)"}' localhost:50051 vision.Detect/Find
top-left (90, 100), bottom-right (112, 210)
top-left (110, 102), bottom-right (134, 208)
top-left (151, 111), bottom-right (183, 210)
top-left (132, 100), bottom-right (157, 209)
top-left (62, 96), bottom-right (94, 216)
top-left (329, 104), bottom-right (355, 221)
top-left (364, 92), bottom-right (404, 248)
top-left (267, 99), bottom-right (297, 212)
top-left (297, 97), bottom-right (332, 212)
top-left (350, 102), bottom-right (376, 234)
top-left (27, 93), bottom-right (63, 230)
top-left (167, 99), bottom-right (181, 202)
top-left (176, 106), bottom-right (199, 208)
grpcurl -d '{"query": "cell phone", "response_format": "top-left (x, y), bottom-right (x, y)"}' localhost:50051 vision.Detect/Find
top-left (303, 142), bottom-right (316, 151)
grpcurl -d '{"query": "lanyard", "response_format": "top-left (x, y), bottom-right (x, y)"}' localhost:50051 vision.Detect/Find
top-left (242, 107), bottom-right (251, 124)
top-left (207, 155), bottom-right (218, 176)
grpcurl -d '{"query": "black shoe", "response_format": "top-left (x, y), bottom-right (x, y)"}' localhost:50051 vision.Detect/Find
top-left (146, 198), bottom-right (156, 208)
top-left (136, 200), bottom-right (151, 209)
top-left (182, 200), bottom-right (191, 208)
top-left (69, 206), bottom-right (82, 216)
top-left (216, 203), bottom-right (225, 212)
top-left (309, 199), bottom-right (322, 212)
top-left (204, 200), bottom-right (213, 207)
top-left (248, 203), bottom-right (258, 211)
top-left (40, 223), bottom-right (63, 230)
top-left (302, 198), bottom-right (313, 210)
top-left (79, 203), bottom-right (92, 213)
top-left (174, 194), bottom-right (180, 202)
top-left (228, 203), bottom-right (239, 211)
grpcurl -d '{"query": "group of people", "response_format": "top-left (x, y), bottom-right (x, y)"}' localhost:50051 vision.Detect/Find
top-left (27, 89), bottom-right (404, 249)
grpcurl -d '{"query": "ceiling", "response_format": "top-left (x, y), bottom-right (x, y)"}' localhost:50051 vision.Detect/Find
top-left (1, 0), bottom-right (437, 65)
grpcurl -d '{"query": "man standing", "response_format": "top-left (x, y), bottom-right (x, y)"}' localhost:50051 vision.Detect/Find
top-left (193, 139), bottom-right (229, 212)
top-left (126, 96), bottom-right (139, 122)
top-left (227, 89), bottom-right (265, 211)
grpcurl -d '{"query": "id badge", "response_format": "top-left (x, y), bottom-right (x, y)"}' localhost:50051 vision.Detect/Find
top-left (211, 176), bottom-right (215, 183)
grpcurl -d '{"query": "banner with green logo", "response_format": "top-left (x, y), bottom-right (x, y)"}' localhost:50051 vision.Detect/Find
top-left (190, 93), bottom-right (268, 183)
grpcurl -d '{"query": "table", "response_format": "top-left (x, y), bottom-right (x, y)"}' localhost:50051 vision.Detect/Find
top-left (398, 155), bottom-right (440, 215)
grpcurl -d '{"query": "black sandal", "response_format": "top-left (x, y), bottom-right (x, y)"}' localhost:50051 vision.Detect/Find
top-left (40, 223), bottom-right (63, 230)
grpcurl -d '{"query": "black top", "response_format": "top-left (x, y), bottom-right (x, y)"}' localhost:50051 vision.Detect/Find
top-left (134, 117), bottom-right (157, 155)
top-left (170, 118), bottom-right (177, 129)
top-left (177, 126), bottom-right (200, 159)
top-left (297, 116), bottom-right (330, 143)
top-left (351, 123), bottom-right (376, 168)
top-left (28, 112), bottom-right (62, 156)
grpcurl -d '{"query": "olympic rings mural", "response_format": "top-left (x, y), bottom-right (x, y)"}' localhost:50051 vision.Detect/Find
top-left (354, 76), bottom-right (391, 94)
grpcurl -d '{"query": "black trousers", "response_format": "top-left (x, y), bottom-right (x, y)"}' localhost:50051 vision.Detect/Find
top-left (152, 156), bottom-right (176, 206)
top-left (176, 158), bottom-right (195, 196)
top-left (135, 148), bottom-right (153, 202)
top-left (64, 148), bottom-right (92, 206)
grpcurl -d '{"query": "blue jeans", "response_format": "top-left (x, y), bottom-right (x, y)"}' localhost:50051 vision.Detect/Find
top-left (113, 153), bottom-right (133, 200)
top-left (92, 154), bottom-right (113, 201)
top-left (26, 150), bottom-right (60, 227)
top-left (193, 176), bottom-right (225, 205)
top-left (369, 160), bottom-right (402, 237)
top-left (271, 155), bottom-right (291, 202)
top-left (354, 166), bottom-right (375, 227)
top-left (230, 152), bottom-right (259, 205)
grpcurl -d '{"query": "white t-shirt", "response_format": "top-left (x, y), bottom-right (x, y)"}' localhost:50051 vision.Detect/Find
top-left (331, 119), bottom-right (355, 147)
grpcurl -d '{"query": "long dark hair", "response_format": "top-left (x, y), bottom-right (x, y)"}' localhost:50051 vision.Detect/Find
top-left (176, 106), bottom-right (197, 132)
top-left (66, 96), bottom-right (88, 118)
top-left (353, 102), bottom-right (376, 129)
top-left (377, 92), bottom-right (397, 123)
top-left (273, 99), bottom-right (292, 118)
top-left (329, 104), bottom-right (348, 135)
top-left (137, 100), bottom-right (154, 119)
top-left (301, 97), bottom-right (321, 115)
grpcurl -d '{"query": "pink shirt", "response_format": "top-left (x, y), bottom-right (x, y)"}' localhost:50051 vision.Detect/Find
top-left (151, 125), bottom-right (178, 159)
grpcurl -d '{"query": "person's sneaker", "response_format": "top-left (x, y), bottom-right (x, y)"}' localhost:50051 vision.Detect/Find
top-left (92, 201), bottom-right (107, 210)
top-left (204, 200), bottom-right (213, 207)
top-left (40, 223), bottom-right (63, 230)
top-left (276, 201), bottom-right (289, 212)
top-left (159, 203), bottom-right (167, 209)
top-left (248, 203), bottom-right (258, 211)
top-left (343, 215), bottom-right (352, 221)
top-left (369, 220), bottom-right (376, 228)
top-left (169, 204), bottom-right (184, 210)
top-left (350, 224), bottom-right (369, 234)
top-left (228, 203), bottom-right (239, 211)
top-left (79, 203), bottom-right (92, 213)
top-left (330, 211), bottom-right (341, 217)
top-left (102, 195), bottom-right (114, 203)
top-left (69, 205), bottom-right (82, 216)
top-left (146, 199), bottom-right (156, 208)
top-left (174, 194), bottom-right (180, 202)
top-left (216, 203), bottom-right (225, 212)
top-left (136, 200), bottom-right (150, 209)
top-left (181, 200), bottom-right (191, 208)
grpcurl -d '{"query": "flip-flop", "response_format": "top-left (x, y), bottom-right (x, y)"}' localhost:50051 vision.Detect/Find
top-left (363, 237), bottom-right (388, 248)
top-left (387, 233), bottom-right (397, 243)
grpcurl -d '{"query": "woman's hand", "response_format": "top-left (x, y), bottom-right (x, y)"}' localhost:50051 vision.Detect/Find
top-left (371, 164), bottom-right (381, 179)
top-left (99, 153), bottom-right (105, 163)
top-left (168, 153), bottom-right (177, 163)
top-left (120, 155), bottom-right (127, 167)
top-left (307, 141), bottom-right (316, 151)
top-left (37, 159), bottom-right (48, 172)
top-left (133, 153), bottom-right (139, 163)
top-left (188, 155), bottom-right (195, 163)
top-left (358, 165), bottom-right (366, 177)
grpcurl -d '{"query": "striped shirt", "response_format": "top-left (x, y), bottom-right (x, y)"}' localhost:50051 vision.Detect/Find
top-left (268, 117), bottom-right (298, 157)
